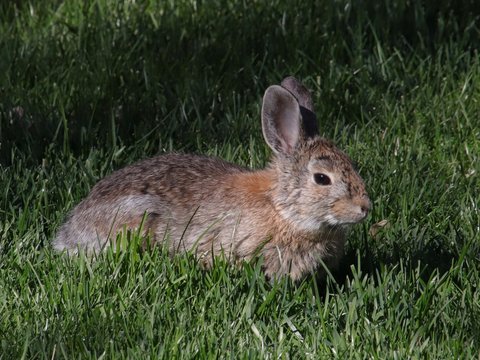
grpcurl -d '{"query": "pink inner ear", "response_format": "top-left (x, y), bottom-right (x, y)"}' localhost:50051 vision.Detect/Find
top-left (275, 96), bottom-right (301, 153)
top-left (278, 116), bottom-right (300, 153)
top-left (262, 85), bottom-right (302, 154)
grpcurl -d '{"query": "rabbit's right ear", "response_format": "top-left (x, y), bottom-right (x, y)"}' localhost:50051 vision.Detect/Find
top-left (262, 85), bottom-right (301, 155)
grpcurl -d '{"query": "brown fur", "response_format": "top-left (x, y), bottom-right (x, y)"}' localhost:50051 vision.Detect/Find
top-left (53, 77), bottom-right (371, 281)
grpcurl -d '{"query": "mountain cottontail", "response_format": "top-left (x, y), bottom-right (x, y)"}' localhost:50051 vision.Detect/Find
top-left (54, 77), bottom-right (371, 281)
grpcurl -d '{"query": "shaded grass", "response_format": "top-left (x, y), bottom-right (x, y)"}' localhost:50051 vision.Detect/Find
top-left (0, 0), bottom-right (479, 358)
top-left (1, 0), bottom-right (480, 159)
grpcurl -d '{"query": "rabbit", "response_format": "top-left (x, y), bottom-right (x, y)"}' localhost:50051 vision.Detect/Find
top-left (53, 77), bottom-right (371, 282)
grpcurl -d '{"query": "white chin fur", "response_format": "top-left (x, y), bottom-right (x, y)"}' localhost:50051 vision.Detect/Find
top-left (323, 213), bottom-right (339, 226)
top-left (279, 208), bottom-right (345, 233)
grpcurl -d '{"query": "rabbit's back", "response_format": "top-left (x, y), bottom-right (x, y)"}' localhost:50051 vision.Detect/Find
top-left (92, 153), bottom-right (245, 200)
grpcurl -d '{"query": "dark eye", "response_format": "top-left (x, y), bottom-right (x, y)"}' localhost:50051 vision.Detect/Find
top-left (313, 173), bottom-right (331, 186)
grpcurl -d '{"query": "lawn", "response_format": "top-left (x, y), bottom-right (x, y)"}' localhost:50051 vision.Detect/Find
top-left (0, 0), bottom-right (479, 358)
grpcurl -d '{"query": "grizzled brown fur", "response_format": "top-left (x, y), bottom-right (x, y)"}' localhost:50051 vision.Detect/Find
top-left (54, 77), bottom-right (371, 281)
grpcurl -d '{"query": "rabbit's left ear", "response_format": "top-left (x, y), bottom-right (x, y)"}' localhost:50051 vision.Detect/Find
top-left (261, 85), bottom-right (302, 155)
top-left (281, 76), bottom-right (318, 138)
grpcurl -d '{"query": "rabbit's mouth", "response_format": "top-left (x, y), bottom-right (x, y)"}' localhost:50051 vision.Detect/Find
top-left (329, 196), bottom-right (371, 225)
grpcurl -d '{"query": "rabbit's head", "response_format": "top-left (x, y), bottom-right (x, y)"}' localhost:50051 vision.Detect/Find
top-left (262, 77), bottom-right (371, 233)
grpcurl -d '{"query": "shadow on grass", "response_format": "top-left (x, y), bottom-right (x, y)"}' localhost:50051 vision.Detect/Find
top-left (328, 242), bottom-right (462, 291)
top-left (3, 0), bottom-right (480, 164)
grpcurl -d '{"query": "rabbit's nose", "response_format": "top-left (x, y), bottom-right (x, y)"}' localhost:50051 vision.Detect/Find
top-left (356, 195), bottom-right (372, 217)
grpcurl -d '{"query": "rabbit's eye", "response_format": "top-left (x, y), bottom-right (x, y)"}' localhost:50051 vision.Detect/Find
top-left (313, 173), bottom-right (331, 186)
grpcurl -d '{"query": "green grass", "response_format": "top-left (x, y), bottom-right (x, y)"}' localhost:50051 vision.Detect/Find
top-left (1, 0), bottom-right (479, 358)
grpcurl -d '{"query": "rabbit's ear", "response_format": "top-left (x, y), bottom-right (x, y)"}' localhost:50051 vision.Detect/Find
top-left (262, 85), bottom-right (302, 155)
top-left (281, 76), bottom-right (319, 138)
